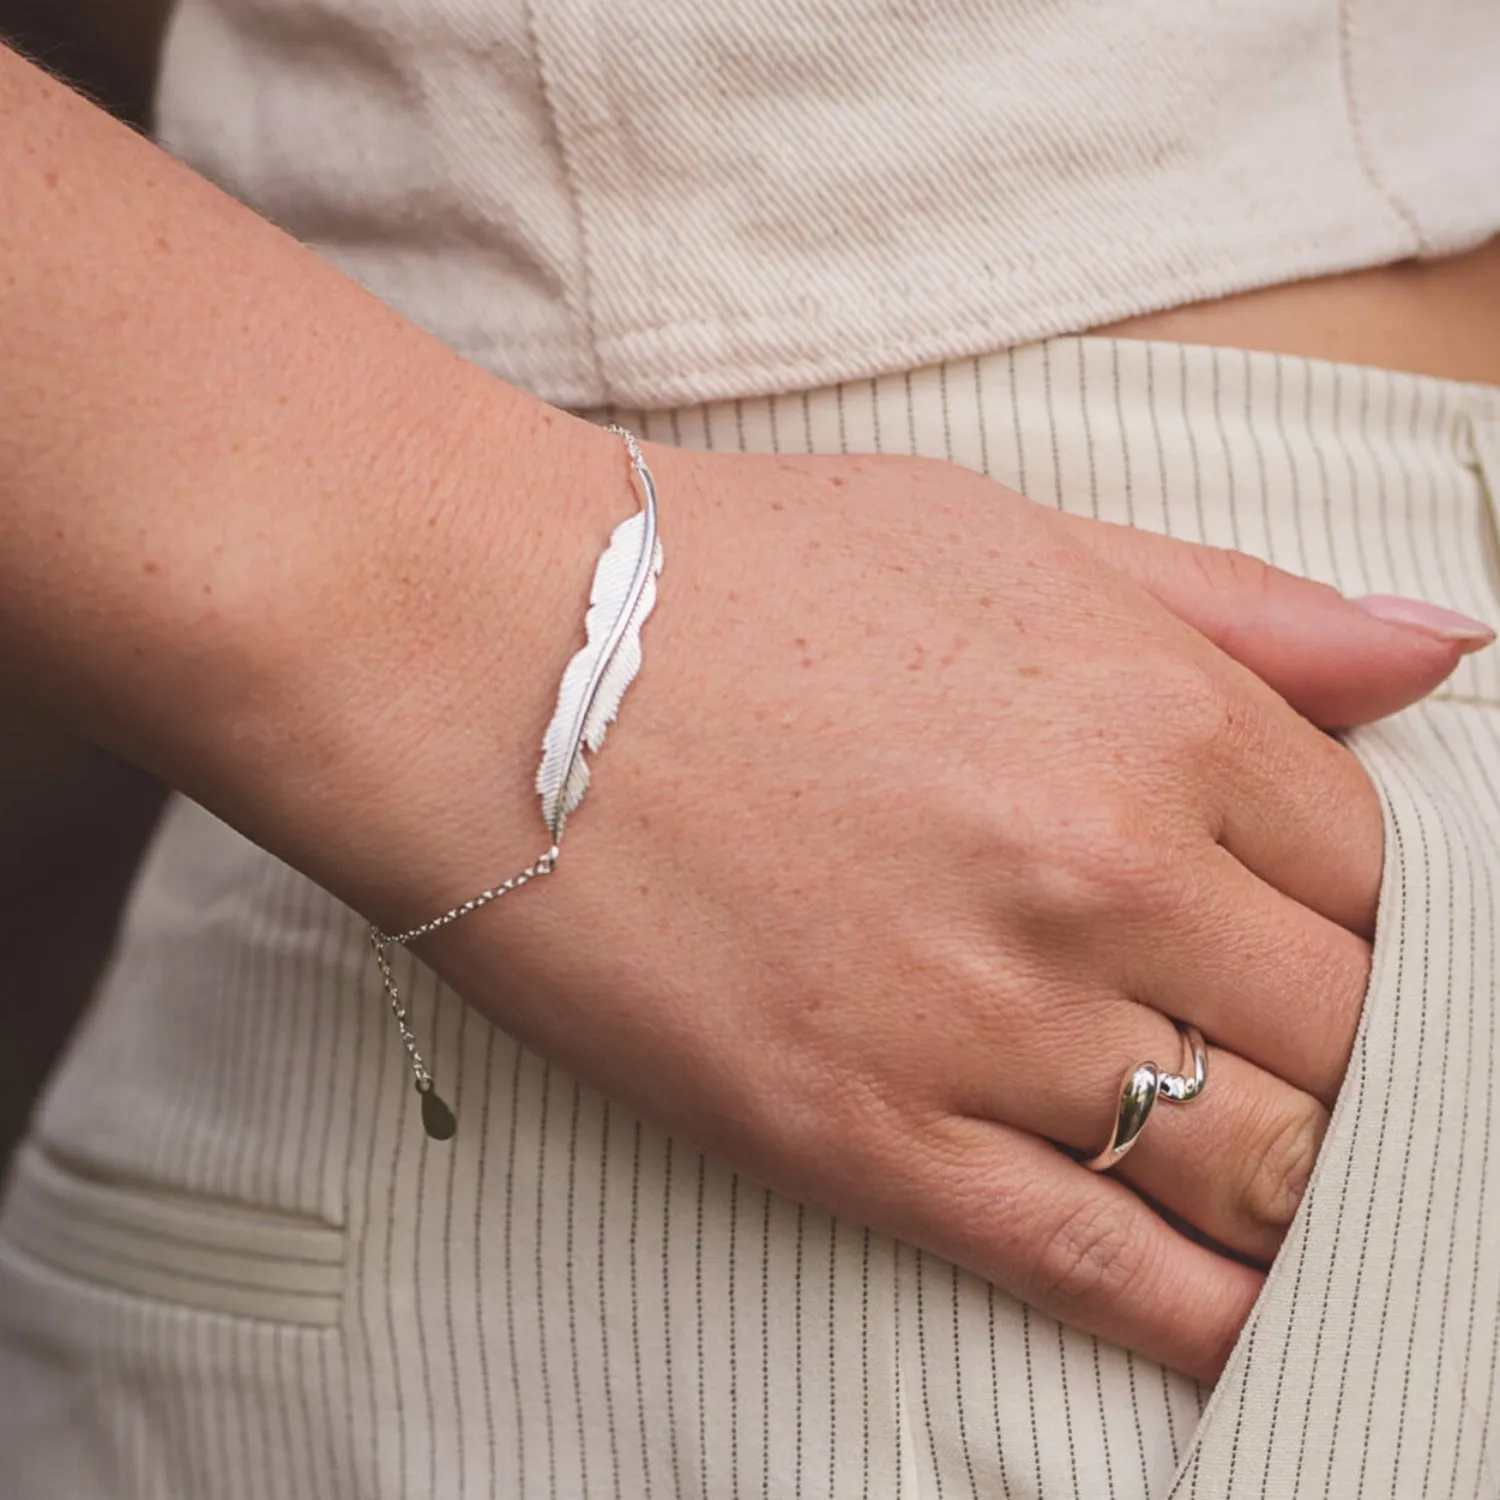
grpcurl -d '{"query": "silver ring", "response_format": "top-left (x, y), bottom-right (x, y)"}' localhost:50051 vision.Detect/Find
top-left (1083, 1022), bottom-right (1208, 1172)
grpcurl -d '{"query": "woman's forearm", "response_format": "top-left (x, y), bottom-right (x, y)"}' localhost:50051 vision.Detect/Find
top-left (0, 46), bottom-right (623, 913)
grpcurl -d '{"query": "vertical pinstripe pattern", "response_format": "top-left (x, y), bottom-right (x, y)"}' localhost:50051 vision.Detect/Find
top-left (2, 339), bottom-right (1499, 1498)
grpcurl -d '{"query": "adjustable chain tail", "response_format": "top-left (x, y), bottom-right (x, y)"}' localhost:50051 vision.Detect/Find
top-left (370, 846), bottom-right (558, 1140)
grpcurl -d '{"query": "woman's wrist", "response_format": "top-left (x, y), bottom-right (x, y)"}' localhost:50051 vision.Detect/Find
top-left (231, 387), bottom-right (635, 932)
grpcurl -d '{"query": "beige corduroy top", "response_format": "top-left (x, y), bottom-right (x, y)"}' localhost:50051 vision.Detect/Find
top-left (156, 0), bottom-right (1500, 410)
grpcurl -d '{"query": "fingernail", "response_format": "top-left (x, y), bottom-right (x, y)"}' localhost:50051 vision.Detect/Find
top-left (1353, 594), bottom-right (1497, 650)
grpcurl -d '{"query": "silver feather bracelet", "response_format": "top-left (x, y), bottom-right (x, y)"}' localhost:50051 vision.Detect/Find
top-left (369, 424), bottom-right (663, 1139)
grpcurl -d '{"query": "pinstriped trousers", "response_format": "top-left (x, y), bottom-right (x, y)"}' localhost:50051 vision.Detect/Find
top-left (3, 338), bottom-right (1500, 1499)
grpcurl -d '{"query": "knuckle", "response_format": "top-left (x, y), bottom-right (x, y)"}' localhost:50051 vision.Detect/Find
top-left (1278, 931), bottom-right (1369, 1096)
top-left (1016, 796), bottom-right (1170, 928)
top-left (1215, 546), bottom-right (1278, 600)
top-left (1238, 1100), bottom-right (1326, 1233)
top-left (1032, 1196), bottom-right (1150, 1311)
top-left (1331, 746), bottom-right (1387, 857)
top-left (1154, 657), bottom-right (1226, 731)
top-left (1160, 660), bottom-right (1264, 764)
top-left (1184, 542), bottom-right (1281, 605)
top-left (1317, 941), bottom-right (1372, 1068)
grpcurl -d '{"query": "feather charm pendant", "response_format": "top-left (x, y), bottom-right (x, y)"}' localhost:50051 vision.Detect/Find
top-left (535, 438), bottom-right (663, 838)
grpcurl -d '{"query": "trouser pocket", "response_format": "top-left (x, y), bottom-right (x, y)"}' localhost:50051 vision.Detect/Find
top-left (0, 1142), bottom-right (343, 1324)
top-left (1166, 699), bottom-right (1500, 1497)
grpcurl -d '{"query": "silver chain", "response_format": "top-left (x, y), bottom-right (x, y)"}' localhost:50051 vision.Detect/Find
top-left (607, 422), bottom-right (646, 469)
top-left (377, 844), bottom-right (561, 951)
top-left (368, 845), bottom-right (560, 1097)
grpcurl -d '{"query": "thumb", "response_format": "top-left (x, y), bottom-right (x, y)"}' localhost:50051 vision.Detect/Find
top-left (1057, 516), bottom-right (1495, 727)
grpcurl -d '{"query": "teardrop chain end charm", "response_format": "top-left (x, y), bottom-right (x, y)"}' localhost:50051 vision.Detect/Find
top-left (368, 845), bottom-right (561, 1142)
top-left (368, 928), bottom-right (450, 1138)
top-left (418, 1082), bottom-right (457, 1141)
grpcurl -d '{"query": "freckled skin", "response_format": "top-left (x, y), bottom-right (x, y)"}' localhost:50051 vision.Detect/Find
top-left (0, 41), bottom-right (1487, 1385)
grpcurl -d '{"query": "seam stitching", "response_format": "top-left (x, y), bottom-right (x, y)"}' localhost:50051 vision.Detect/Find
top-left (1336, 0), bottom-right (1427, 252)
top-left (519, 0), bottom-right (610, 399)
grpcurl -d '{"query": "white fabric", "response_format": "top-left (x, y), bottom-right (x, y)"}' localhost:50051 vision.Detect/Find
top-left (153, 0), bottom-right (1500, 409)
top-left (4, 339), bottom-right (1500, 1497)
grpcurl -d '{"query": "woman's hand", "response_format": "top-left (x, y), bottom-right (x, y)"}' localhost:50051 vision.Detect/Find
top-left (3, 51), bottom-right (1486, 1383)
top-left (358, 434), bottom-right (1486, 1383)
